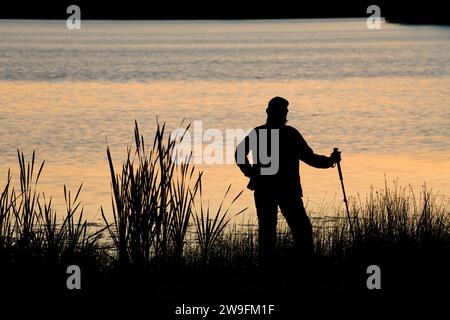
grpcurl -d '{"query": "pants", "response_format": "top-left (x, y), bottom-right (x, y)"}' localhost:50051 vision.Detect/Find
top-left (254, 189), bottom-right (314, 266)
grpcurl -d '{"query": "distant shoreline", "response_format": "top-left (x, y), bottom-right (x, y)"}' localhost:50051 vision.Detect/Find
top-left (1, 1), bottom-right (448, 24)
top-left (0, 17), bottom-right (448, 26)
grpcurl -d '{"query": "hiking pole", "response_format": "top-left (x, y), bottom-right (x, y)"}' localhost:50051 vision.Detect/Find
top-left (334, 147), bottom-right (355, 240)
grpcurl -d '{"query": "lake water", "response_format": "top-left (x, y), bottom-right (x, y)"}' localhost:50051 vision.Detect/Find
top-left (0, 19), bottom-right (449, 222)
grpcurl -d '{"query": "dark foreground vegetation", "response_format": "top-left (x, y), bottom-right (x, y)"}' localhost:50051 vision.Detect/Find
top-left (1, 122), bottom-right (449, 317)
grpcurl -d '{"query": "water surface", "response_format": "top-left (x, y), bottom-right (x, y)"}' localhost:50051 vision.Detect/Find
top-left (0, 19), bottom-right (449, 221)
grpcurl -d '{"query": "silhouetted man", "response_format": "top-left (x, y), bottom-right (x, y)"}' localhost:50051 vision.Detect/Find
top-left (235, 96), bottom-right (340, 267)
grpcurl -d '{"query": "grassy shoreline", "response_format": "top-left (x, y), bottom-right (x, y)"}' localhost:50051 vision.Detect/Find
top-left (1, 122), bottom-right (449, 313)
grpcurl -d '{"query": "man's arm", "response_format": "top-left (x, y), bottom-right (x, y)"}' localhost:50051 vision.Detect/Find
top-left (235, 133), bottom-right (253, 177)
top-left (298, 133), bottom-right (336, 168)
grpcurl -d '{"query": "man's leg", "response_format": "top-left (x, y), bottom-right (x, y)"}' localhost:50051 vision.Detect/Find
top-left (254, 189), bottom-right (278, 268)
top-left (279, 196), bottom-right (314, 258)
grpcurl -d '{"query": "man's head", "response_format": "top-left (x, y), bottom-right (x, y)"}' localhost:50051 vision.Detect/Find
top-left (266, 96), bottom-right (289, 126)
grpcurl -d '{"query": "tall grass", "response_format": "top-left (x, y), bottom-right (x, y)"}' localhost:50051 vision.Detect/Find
top-left (314, 182), bottom-right (450, 268)
top-left (193, 183), bottom-right (247, 265)
top-left (101, 121), bottom-right (245, 270)
top-left (0, 150), bottom-right (105, 293)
